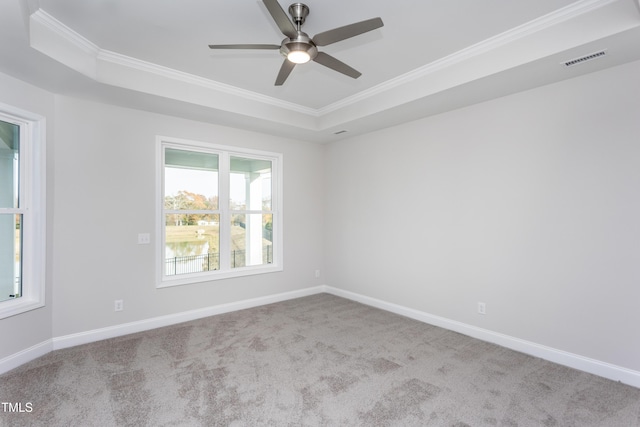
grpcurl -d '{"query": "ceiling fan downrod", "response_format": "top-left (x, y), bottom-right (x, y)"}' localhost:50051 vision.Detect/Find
top-left (288, 3), bottom-right (309, 30)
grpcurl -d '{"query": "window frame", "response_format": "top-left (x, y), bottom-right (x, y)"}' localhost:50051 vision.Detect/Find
top-left (156, 136), bottom-right (283, 288)
top-left (0, 103), bottom-right (46, 319)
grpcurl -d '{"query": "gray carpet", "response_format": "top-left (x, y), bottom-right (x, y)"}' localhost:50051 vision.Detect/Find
top-left (1, 293), bottom-right (639, 426)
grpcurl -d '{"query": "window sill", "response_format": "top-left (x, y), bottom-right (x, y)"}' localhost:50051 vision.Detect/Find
top-left (157, 264), bottom-right (283, 289)
top-left (0, 297), bottom-right (45, 320)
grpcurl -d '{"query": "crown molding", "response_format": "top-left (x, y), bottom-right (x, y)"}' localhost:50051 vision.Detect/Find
top-left (32, 0), bottom-right (618, 120)
top-left (97, 50), bottom-right (318, 116)
top-left (27, 0), bottom-right (635, 136)
top-left (317, 0), bottom-right (620, 116)
top-left (31, 9), bottom-right (99, 57)
top-left (30, 9), bottom-right (318, 117)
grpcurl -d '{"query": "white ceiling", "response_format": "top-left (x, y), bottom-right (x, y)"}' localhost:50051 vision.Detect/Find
top-left (2, 0), bottom-right (640, 142)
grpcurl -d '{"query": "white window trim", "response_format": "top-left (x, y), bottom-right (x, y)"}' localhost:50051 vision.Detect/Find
top-left (0, 103), bottom-right (46, 319)
top-left (156, 136), bottom-right (283, 288)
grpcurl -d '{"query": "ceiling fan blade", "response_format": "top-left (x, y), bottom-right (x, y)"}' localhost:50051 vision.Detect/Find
top-left (275, 59), bottom-right (296, 86)
top-left (209, 44), bottom-right (280, 50)
top-left (263, 0), bottom-right (298, 39)
top-left (313, 52), bottom-right (361, 79)
top-left (312, 17), bottom-right (383, 47)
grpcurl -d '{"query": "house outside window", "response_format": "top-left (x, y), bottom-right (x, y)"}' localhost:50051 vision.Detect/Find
top-left (157, 136), bottom-right (282, 287)
top-left (0, 104), bottom-right (46, 319)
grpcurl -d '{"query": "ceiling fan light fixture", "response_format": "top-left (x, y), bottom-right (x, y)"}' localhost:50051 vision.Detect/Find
top-left (287, 50), bottom-right (311, 64)
top-left (282, 41), bottom-right (316, 64)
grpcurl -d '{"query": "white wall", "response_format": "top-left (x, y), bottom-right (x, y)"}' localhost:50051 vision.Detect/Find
top-left (0, 73), bottom-right (55, 361)
top-left (50, 96), bottom-right (324, 337)
top-left (325, 59), bottom-right (640, 372)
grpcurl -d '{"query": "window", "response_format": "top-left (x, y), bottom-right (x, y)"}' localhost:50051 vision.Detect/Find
top-left (0, 104), bottom-right (46, 319)
top-left (157, 137), bottom-right (282, 287)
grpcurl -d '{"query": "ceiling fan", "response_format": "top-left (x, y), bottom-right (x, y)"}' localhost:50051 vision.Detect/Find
top-left (209, 0), bottom-right (384, 86)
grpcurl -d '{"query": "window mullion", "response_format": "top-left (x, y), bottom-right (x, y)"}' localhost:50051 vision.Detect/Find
top-left (219, 151), bottom-right (231, 271)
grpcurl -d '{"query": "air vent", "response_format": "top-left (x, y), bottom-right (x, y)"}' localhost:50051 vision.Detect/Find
top-left (563, 50), bottom-right (607, 67)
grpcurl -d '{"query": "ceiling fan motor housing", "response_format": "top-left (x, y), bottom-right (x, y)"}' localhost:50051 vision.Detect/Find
top-left (280, 34), bottom-right (318, 60)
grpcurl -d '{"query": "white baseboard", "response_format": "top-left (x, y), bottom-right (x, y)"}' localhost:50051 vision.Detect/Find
top-left (0, 339), bottom-right (52, 375)
top-left (323, 286), bottom-right (640, 389)
top-left (1, 287), bottom-right (323, 375)
top-left (52, 286), bottom-right (326, 351)
top-left (3, 284), bottom-right (640, 390)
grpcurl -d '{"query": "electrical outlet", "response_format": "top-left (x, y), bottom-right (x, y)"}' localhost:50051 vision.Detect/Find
top-left (478, 302), bottom-right (486, 315)
top-left (114, 299), bottom-right (124, 312)
top-left (315, 269), bottom-right (320, 278)
top-left (138, 233), bottom-right (151, 244)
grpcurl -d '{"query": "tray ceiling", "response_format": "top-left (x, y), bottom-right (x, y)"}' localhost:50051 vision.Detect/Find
top-left (2, 0), bottom-right (640, 142)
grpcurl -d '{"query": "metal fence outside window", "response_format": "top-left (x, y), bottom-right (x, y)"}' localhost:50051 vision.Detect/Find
top-left (165, 246), bottom-right (272, 276)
